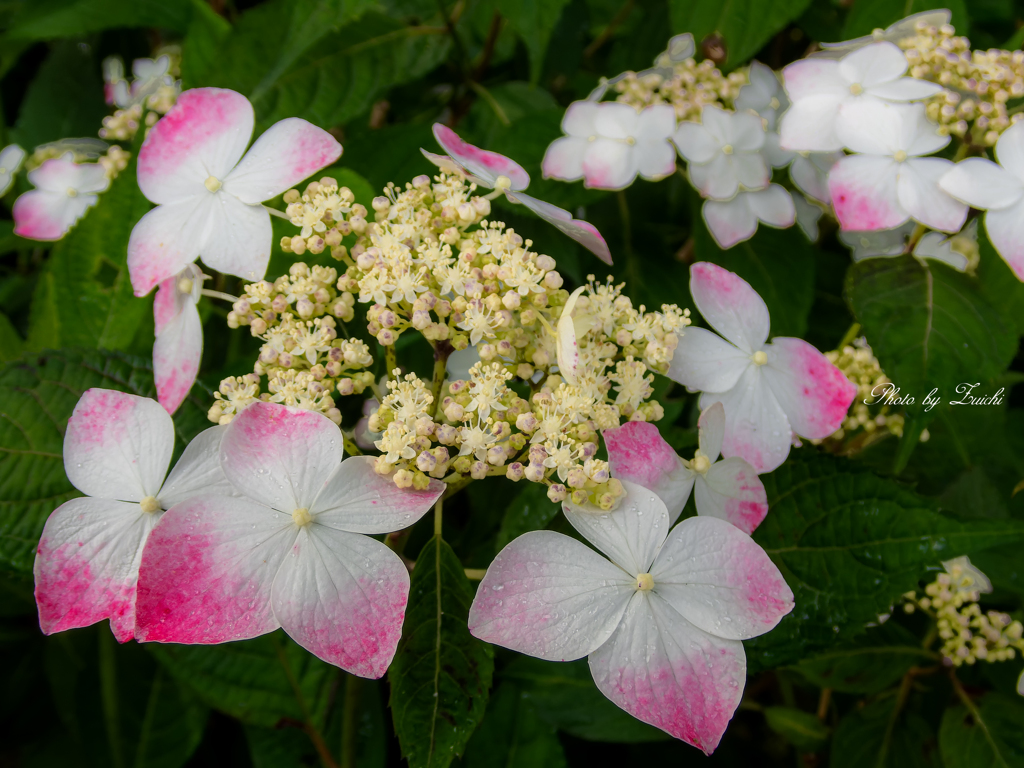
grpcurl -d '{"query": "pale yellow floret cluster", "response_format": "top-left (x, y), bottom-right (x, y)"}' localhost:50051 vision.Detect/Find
top-left (815, 338), bottom-right (904, 445)
top-left (208, 262), bottom-right (373, 425)
top-left (900, 21), bottom-right (1024, 146)
top-left (221, 169), bottom-right (689, 502)
top-left (99, 48), bottom-right (182, 141)
top-left (612, 58), bottom-right (748, 122)
top-left (904, 559), bottom-right (1024, 667)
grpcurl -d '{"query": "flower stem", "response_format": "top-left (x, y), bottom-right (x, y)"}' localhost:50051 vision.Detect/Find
top-left (264, 204), bottom-right (291, 220)
top-left (430, 342), bottom-right (452, 420)
top-left (385, 345), bottom-right (397, 381)
top-left (339, 675), bottom-right (360, 768)
top-left (434, 495), bottom-right (443, 537)
top-left (201, 288), bottom-right (239, 303)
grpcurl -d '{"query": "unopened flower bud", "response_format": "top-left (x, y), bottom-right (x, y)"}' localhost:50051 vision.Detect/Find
top-left (547, 484), bottom-right (567, 502)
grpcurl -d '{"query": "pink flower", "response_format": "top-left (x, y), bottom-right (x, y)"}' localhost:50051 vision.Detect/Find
top-left (604, 402), bottom-right (769, 534)
top-left (469, 480), bottom-right (794, 753)
top-left (128, 87), bottom-right (342, 297)
top-left (668, 263), bottom-right (857, 473)
top-left (542, 102), bottom-right (677, 190)
top-left (33, 389), bottom-right (233, 642)
top-left (153, 264), bottom-right (204, 414)
top-left (134, 401), bottom-right (444, 677)
top-left (13, 153), bottom-right (109, 241)
top-left (423, 123), bottom-right (612, 264)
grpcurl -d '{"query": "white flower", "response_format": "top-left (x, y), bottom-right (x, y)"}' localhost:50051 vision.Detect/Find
top-left (134, 402), bottom-right (444, 676)
top-left (542, 102), bottom-right (677, 190)
top-left (587, 33), bottom-right (695, 101)
top-left (424, 124), bottom-right (612, 264)
top-left (0, 144), bottom-right (25, 196)
top-left (469, 481), bottom-right (793, 752)
top-left (939, 121), bottom-right (1024, 281)
top-left (779, 41), bottom-right (942, 152)
top-left (674, 105), bottom-right (769, 199)
top-left (840, 222), bottom-right (916, 259)
top-left (792, 193), bottom-right (824, 242)
top-left (702, 185), bottom-right (796, 249)
top-left (127, 87), bottom-right (342, 297)
top-left (604, 402), bottom-right (769, 534)
top-left (829, 101), bottom-right (967, 233)
top-left (12, 153), bottom-right (109, 241)
top-left (668, 262), bottom-right (857, 473)
top-left (33, 389), bottom-right (233, 641)
top-left (735, 61), bottom-right (793, 168)
top-left (153, 264), bottom-right (205, 414)
top-left (911, 220), bottom-right (976, 272)
top-left (790, 151), bottom-right (844, 203)
top-left (817, 10), bottom-right (951, 57)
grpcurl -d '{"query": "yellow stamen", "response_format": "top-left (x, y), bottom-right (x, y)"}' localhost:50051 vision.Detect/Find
top-left (849, 83), bottom-right (864, 96)
top-left (205, 175), bottom-right (223, 193)
top-left (140, 496), bottom-right (161, 513)
top-left (752, 350), bottom-right (768, 366)
top-left (66, 187), bottom-right (78, 198)
top-left (691, 454), bottom-right (711, 474)
top-left (177, 277), bottom-right (194, 294)
top-left (292, 507), bottom-right (313, 526)
top-left (894, 150), bottom-right (908, 162)
top-left (721, 144), bottom-right (734, 155)
top-left (636, 573), bottom-right (654, 592)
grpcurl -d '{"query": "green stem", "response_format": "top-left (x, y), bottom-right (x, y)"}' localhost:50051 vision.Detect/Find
top-left (342, 434), bottom-right (363, 458)
top-left (469, 81), bottom-right (510, 126)
top-left (99, 630), bottom-right (125, 768)
top-left (385, 345), bottom-right (397, 381)
top-left (273, 634), bottom-right (339, 768)
top-left (339, 675), bottom-right (361, 768)
top-left (430, 343), bottom-right (452, 420)
top-left (837, 322), bottom-right (862, 349)
top-left (434, 495), bottom-right (443, 537)
top-left (949, 670), bottom-right (1006, 759)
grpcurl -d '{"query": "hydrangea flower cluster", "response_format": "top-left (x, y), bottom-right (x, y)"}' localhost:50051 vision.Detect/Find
top-left (904, 558), bottom-right (1024, 667)
top-left (542, 11), bottom-right (1024, 285)
top-left (100, 50), bottom-right (182, 141)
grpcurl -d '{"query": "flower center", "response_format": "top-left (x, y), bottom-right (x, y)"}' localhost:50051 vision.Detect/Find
top-left (894, 150), bottom-right (908, 163)
top-left (769, 97), bottom-right (781, 110)
top-left (292, 507), bottom-right (313, 526)
top-left (66, 187), bottom-right (78, 198)
top-left (721, 144), bottom-right (734, 155)
top-left (204, 175), bottom-right (223, 193)
top-left (140, 496), bottom-right (162, 514)
top-left (636, 573), bottom-right (654, 592)
top-left (691, 454), bottom-right (711, 474)
top-left (752, 350), bottom-right (768, 366)
top-left (178, 277), bottom-right (194, 294)
top-left (849, 82), bottom-right (864, 96)
top-left (0, 167), bottom-right (6, 174)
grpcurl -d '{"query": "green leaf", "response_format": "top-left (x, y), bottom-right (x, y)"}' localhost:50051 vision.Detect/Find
top-left (389, 535), bottom-right (494, 768)
top-left (746, 449), bottom-right (1024, 669)
top-left (5, 0), bottom-right (206, 40)
top-left (498, 0), bottom-right (572, 82)
top-left (692, 218), bottom-right (816, 339)
top-left (976, 226), bottom-right (1024, 336)
top-left (795, 622), bottom-right (937, 694)
top-left (184, 1), bottom-right (449, 130)
top-left (501, 656), bottom-right (670, 743)
top-left (669, 0), bottom-right (814, 67)
top-left (0, 311), bottom-right (24, 362)
top-left (495, 481), bottom-right (559, 553)
top-left (461, 682), bottom-right (568, 768)
top-left (832, 697), bottom-right (938, 768)
top-left (763, 706), bottom-right (830, 751)
top-left (844, 257), bottom-right (1017, 416)
top-left (244, 725), bottom-right (315, 767)
top-left (842, 0), bottom-right (970, 41)
top-left (10, 40), bottom-right (107, 150)
top-left (40, 628), bottom-right (208, 768)
top-left (149, 632), bottom-right (337, 728)
top-left (36, 157), bottom-right (154, 356)
top-left (0, 348), bottom-right (211, 574)
top-left (939, 693), bottom-right (1024, 768)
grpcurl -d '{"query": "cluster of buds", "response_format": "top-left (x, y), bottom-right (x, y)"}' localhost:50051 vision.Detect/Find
top-left (900, 21), bottom-right (1024, 145)
top-left (813, 337), bottom-right (904, 448)
top-left (99, 48), bottom-right (182, 141)
top-left (209, 262), bottom-right (374, 425)
top-left (904, 557), bottom-right (1024, 666)
top-left (98, 145), bottom-right (131, 178)
top-left (281, 177), bottom-right (367, 257)
top-left (612, 57), bottom-right (748, 122)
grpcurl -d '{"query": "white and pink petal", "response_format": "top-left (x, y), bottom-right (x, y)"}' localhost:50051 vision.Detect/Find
top-left (688, 262), bottom-right (771, 353)
top-left (667, 326), bottom-right (750, 393)
top-left (604, 421), bottom-right (694, 524)
top-left (696, 458), bottom-right (769, 534)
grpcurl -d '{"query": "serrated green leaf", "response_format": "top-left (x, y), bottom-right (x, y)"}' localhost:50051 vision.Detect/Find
top-left (939, 693), bottom-right (1024, 768)
top-left (499, 0), bottom-right (572, 82)
top-left (184, 1), bottom-right (449, 130)
top-left (845, 257), bottom-right (1016, 418)
top-left (501, 656), bottom-right (670, 743)
top-left (832, 697), bottom-right (938, 768)
top-left (763, 706), bottom-right (830, 751)
top-left (40, 157), bottom-right (154, 356)
top-left (747, 449), bottom-right (1024, 669)
top-left (669, 0), bottom-right (813, 67)
top-left (149, 632), bottom-right (337, 729)
top-left (389, 535), bottom-right (493, 768)
top-left (693, 217), bottom-right (816, 339)
top-left (0, 348), bottom-right (210, 574)
top-left (461, 682), bottom-right (567, 768)
top-left (795, 622), bottom-right (938, 694)
top-left (842, 0), bottom-right (969, 40)
top-left (495, 481), bottom-right (559, 553)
